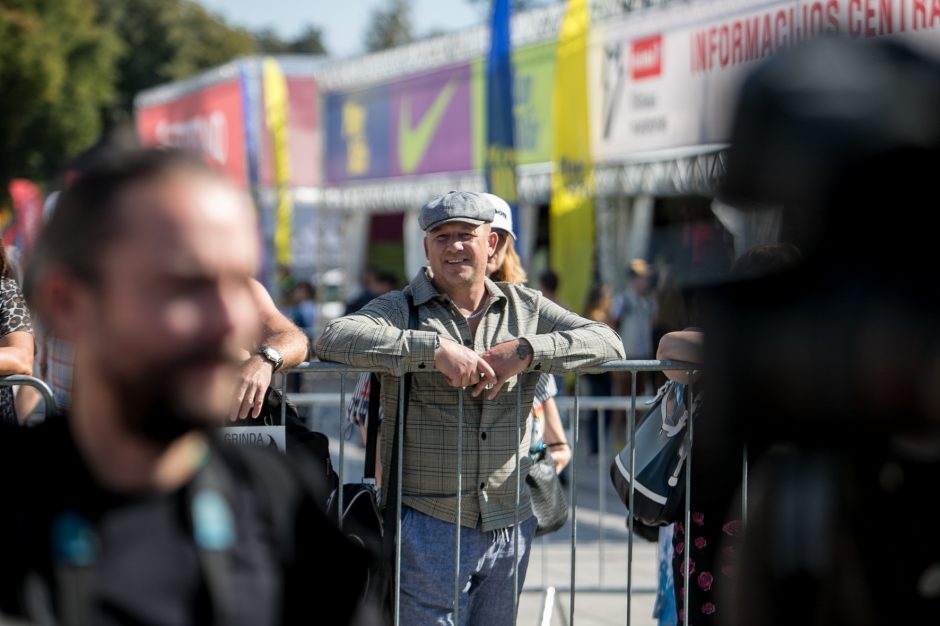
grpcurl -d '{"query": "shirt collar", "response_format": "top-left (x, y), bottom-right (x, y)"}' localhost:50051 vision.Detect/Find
top-left (408, 267), bottom-right (507, 308)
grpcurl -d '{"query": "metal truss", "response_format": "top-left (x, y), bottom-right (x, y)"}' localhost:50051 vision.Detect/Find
top-left (321, 171), bottom-right (486, 213)
top-left (594, 149), bottom-right (728, 197)
top-left (320, 149), bottom-right (726, 213)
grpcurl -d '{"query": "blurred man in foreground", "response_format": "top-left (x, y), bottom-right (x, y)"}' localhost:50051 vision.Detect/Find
top-left (0, 149), bottom-right (368, 625)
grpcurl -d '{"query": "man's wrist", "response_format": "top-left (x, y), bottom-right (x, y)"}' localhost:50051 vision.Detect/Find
top-left (251, 352), bottom-right (276, 371)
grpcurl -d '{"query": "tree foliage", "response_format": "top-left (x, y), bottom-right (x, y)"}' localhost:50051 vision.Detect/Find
top-left (364, 0), bottom-right (413, 53)
top-left (0, 0), bottom-right (122, 188)
top-left (96, 0), bottom-right (257, 126)
top-left (255, 25), bottom-right (327, 55)
top-left (0, 0), bottom-right (328, 195)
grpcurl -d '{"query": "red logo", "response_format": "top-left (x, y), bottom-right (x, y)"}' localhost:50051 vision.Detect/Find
top-left (631, 35), bottom-right (663, 80)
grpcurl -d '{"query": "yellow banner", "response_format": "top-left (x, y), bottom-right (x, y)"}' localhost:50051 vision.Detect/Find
top-left (550, 0), bottom-right (593, 315)
top-left (263, 58), bottom-right (292, 268)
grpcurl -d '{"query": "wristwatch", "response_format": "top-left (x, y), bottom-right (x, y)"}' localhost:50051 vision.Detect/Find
top-left (258, 345), bottom-right (284, 371)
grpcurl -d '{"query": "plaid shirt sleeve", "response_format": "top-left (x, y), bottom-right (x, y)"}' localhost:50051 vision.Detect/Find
top-left (315, 290), bottom-right (438, 375)
top-left (521, 293), bottom-right (626, 373)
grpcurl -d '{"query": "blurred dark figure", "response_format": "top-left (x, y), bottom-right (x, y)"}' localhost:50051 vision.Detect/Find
top-left (612, 258), bottom-right (658, 409)
top-left (344, 267), bottom-right (380, 315)
top-left (539, 269), bottom-right (571, 310)
top-left (283, 281), bottom-right (316, 397)
top-left (583, 284), bottom-right (616, 456)
top-left (373, 270), bottom-right (400, 295)
top-left (701, 39), bottom-right (940, 626)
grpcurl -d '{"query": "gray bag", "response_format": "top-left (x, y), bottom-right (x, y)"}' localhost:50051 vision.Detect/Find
top-left (526, 445), bottom-right (568, 536)
top-left (609, 380), bottom-right (692, 527)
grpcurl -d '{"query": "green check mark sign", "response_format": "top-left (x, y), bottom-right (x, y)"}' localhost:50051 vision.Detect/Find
top-left (398, 78), bottom-right (458, 174)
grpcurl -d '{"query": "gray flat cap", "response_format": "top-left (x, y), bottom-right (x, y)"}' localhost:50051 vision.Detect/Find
top-left (419, 191), bottom-right (495, 231)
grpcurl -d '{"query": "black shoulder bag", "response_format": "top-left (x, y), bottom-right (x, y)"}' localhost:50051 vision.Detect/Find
top-left (326, 293), bottom-right (418, 619)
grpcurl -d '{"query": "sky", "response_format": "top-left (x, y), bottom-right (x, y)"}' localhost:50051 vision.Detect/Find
top-left (195, 0), bottom-right (492, 60)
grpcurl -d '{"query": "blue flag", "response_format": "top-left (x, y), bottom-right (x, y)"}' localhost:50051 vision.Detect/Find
top-left (485, 0), bottom-right (520, 247)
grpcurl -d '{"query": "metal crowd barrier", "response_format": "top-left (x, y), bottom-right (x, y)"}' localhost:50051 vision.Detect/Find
top-left (279, 360), bottom-right (717, 626)
top-left (0, 374), bottom-right (57, 425)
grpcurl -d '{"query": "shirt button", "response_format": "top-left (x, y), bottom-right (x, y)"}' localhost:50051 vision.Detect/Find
top-left (480, 432), bottom-right (487, 440)
top-left (463, 338), bottom-right (472, 347)
top-left (480, 482), bottom-right (486, 490)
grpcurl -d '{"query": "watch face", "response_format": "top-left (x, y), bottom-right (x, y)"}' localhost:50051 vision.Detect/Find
top-left (260, 346), bottom-right (283, 369)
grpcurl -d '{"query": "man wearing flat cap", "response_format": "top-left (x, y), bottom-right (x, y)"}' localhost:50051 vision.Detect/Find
top-left (317, 190), bottom-right (623, 624)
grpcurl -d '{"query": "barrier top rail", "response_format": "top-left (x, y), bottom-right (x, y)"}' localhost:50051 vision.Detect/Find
top-left (0, 375), bottom-right (57, 414)
top-left (285, 359), bottom-right (701, 375)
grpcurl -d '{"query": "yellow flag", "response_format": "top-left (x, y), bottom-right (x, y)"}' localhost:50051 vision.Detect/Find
top-left (550, 0), bottom-right (593, 314)
top-left (263, 58), bottom-right (292, 267)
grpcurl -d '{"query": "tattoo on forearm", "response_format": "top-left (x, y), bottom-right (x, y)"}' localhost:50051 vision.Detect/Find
top-left (516, 341), bottom-right (532, 361)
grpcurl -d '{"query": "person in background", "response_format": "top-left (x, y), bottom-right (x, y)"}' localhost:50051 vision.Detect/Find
top-left (281, 281), bottom-right (317, 397)
top-left (286, 281), bottom-right (317, 338)
top-left (373, 270), bottom-right (400, 295)
top-left (538, 269), bottom-right (568, 310)
top-left (483, 193), bottom-right (571, 474)
top-left (538, 269), bottom-right (572, 398)
top-left (612, 258), bottom-right (657, 396)
top-left (344, 267), bottom-right (380, 315)
top-left (583, 283), bottom-right (617, 457)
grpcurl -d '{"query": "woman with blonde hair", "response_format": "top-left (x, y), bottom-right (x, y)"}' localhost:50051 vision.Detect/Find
top-left (483, 193), bottom-right (571, 473)
top-left (485, 195), bottom-right (527, 284)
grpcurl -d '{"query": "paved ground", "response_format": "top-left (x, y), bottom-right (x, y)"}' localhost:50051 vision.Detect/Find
top-left (293, 376), bottom-right (662, 626)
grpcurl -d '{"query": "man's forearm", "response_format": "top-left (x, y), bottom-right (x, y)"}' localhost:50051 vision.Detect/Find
top-left (522, 323), bottom-right (626, 374)
top-left (316, 317), bottom-right (439, 376)
top-left (517, 296), bottom-right (627, 374)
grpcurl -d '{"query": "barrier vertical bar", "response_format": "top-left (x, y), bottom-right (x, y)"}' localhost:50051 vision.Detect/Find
top-left (338, 373), bottom-right (346, 528)
top-left (597, 406), bottom-right (605, 587)
top-left (626, 370), bottom-right (637, 626)
top-left (394, 376), bottom-right (406, 626)
top-left (454, 388), bottom-right (464, 624)
top-left (280, 372), bottom-right (288, 425)
top-left (683, 373), bottom-right (694, 626)
top-left (541, 534), bottom-right (549, 588)
top-left (569, 374), bottom-right (580, 625)
top-left (513, 383), bottom-right (522, 622)
top-left (742, 444), bottom-right (749, 526)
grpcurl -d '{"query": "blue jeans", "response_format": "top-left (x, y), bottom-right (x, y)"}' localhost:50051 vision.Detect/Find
top-left (398, 507), bottom-right (537, 626)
